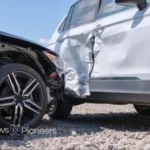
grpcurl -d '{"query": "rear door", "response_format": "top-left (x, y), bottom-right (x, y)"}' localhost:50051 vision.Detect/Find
top-left (90, 0), bottom-right (150, 94)
top-left (48, 0), bottom-right (101, 97)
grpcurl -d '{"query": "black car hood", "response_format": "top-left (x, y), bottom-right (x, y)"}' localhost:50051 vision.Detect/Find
top-left (0, 31), bottom-right (58, 56)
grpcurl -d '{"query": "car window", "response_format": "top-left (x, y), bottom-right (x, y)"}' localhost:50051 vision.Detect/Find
top-left (63, 6), bottom-right (74, 31)
top-left (69, 0), bottom-right (100, 29)
top-left (98, 0), bottom-right (132, 18)
top-left (58, 18), bottom-right (66, 32)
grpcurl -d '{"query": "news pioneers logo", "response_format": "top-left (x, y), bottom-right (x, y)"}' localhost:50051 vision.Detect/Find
top-left (0, 125), bottom-right (57, 136)
top-left (9, 125), bottom-right (22, 135)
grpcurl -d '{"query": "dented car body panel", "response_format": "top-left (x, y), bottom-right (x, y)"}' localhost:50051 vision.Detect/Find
top-left (48, 0), bottom-right (150, 99)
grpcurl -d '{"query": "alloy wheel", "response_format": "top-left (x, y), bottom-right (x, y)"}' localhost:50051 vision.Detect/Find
top-left (0, 71), bottom-right (44, 126)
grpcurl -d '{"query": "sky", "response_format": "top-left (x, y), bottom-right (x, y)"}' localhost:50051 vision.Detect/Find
top-left (0, 0), bottom-right (76, 45)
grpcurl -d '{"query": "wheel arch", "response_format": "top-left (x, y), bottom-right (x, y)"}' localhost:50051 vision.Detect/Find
top-left (0, 48), bottom-right (56, 83)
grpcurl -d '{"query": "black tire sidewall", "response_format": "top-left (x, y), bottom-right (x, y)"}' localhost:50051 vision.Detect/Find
top-left (49, 94), bottom-right (72, 119)
top-left (134, 105), bottom-right (150, 116)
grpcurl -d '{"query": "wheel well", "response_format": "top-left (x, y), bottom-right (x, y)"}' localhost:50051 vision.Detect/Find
top-left (0, 51), bottom-right (53, 82)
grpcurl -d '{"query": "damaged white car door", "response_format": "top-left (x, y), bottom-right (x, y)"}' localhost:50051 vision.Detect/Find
top-left (90, 0), bottom-right (150, 93)
top-left (48, 0), bottom-right (101, 97)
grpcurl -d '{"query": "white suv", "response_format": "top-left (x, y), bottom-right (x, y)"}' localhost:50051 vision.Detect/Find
top-left (47, 0), bottom-right (150, 119)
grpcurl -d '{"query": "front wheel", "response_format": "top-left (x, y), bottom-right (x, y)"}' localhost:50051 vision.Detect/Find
top-left (134, 105), bottom-right (150, 116)
top-left (0, 64), bottom-right (47, 128)
top-left (48, 94), bottom-right (72, 120)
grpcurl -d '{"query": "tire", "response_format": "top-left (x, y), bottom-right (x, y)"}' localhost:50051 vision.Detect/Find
top-left (0, 63), bottom-right (47, 128)
top-left (49, 94), bottom-right (72, 120)
top-left (134, 105), bottom-right (150, 116)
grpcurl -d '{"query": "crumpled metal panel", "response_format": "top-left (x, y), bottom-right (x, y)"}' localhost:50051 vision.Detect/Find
top-left (59, 37), bottom-right (90, 97)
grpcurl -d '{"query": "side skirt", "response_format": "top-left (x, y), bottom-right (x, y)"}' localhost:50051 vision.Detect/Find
top-left (86, 78), bottom-right (150, 105)
top-left (87, 92), bottom-right (150, 105)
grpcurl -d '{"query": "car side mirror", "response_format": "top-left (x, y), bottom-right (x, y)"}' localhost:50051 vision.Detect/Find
top-left (115, 0), bottom-right (148, 10)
